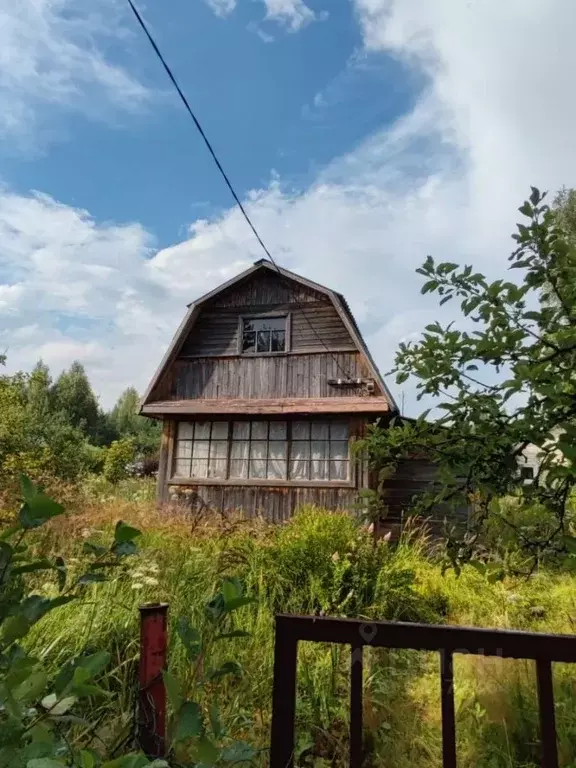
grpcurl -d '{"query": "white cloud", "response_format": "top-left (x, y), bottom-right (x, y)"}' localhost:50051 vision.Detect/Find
top-left (205, 0), bottom-right (237, 17)
top-left (0, 0), bottom-right (148, 143)
top-left (2, 0), bottom-right (575, 416)
top-left (260, 0), bottom-right (320, 31)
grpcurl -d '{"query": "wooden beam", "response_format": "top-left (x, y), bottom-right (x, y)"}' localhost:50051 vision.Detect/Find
top-left (142, 397), bottom-right (390, 416)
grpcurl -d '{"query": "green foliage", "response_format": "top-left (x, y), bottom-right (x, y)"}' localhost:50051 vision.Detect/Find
top-left (51, 362), bottom-right (100, 442)
top-left (358, 188), bottom-right (576, 570)
top-left (106, 389), bottom-right (160, 458)
top-left (102, 439), bottom-right (135, 485)
top-left (0, 476), bottom-right (159, 768)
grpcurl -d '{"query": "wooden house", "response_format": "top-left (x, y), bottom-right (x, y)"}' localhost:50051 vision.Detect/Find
top-left (141, 259), bottom-right (423, 523)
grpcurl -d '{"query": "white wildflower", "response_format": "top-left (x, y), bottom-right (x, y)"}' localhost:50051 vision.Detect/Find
top-left (143, 577), bottom-right (159, 586)
top-left (131, 583), bottom-right (143, 590)
top-left (331, 552), bottom-right (340, 563)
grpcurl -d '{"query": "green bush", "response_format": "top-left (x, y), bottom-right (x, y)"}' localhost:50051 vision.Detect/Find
top-left (103, 438), bottom-right (135, 484)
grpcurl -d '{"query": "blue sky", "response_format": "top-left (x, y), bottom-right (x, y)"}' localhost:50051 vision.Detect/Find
top-left (0, 0), bottom-right (574, 411)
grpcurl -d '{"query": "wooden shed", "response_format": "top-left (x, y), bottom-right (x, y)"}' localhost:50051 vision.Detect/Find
top-left (141, 260), bottom-right (431, 524)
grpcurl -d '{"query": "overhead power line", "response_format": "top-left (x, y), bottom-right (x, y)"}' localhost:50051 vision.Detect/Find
top-left (125, 0), bottom-right (358, 382)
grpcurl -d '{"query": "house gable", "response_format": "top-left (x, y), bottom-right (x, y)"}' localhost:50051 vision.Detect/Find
top-left (141, 260), bottom-right (397, 412)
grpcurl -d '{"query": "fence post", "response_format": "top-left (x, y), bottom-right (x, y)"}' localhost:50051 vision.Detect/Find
top-left (138, 602), bottom-right (169, 758)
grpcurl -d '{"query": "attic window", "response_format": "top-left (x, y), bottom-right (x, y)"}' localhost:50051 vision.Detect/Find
top-left (242, 316), bottom-right (286, 354)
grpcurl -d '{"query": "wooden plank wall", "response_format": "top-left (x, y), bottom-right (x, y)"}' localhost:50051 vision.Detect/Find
top-left (171, 353), bottom-right (367, 400)
top-left (166, 484), bottom-right (359, 522)
top-left (380, 458), bottom-right (470, 536)
top-left (179, 302), bottom-right (356, 357)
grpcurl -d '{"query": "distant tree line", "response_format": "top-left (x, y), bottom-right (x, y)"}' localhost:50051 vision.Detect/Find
top-left (0, 357), bottom-right (160, 495)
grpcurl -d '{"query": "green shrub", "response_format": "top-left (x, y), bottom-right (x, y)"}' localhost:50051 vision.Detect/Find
top-left (103, 438), bottom-right (135, 484)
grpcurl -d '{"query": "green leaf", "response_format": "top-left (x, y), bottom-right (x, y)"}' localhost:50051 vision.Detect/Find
top-left (18, 477), bottom-right (63, 529)
top-left (12, 559), bottom-right (54, 576)
top-left (518, 201), bottom-right (533, 217)
top-left (78, 751), bottom-right (97, 768)
top-left (26, 759), bottom-right (66, 768)
top-left (206, 661), bottom-right (243, 681)
top-left (78, 650), bottom-right (111, 678)
top-left (1, 614), bottom-right (30, 644)
top-left (220, 741), bottom-right (258, 764)
top-left (221, 577), bottom-right (241, 603)
top-left (114, 521), bottom-right (141, 544)
top-left (13, 669), bottom-right (47, 704)
top-left (529, 186), bottom-right (541, 206)
top-left (163, 669), bottom-right (183, 712)
top-left (214, 630), bottom-right (250, 641)
top-left (195, 736), bottom-right (220, 765)
top-left (557, 442), bottom-right (576, 463)
top-left (176, 617), bottom-right (201, 661)
top-left (112, 540), bottom-right (139, 557)
top-left (563, 536), bottom-right (576, 555)
top-left (223, 596), bottom-right (256, 613)
top-left (174, 700), bottom-right (203, 742)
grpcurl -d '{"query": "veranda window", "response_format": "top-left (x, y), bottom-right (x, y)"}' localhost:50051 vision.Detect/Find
top-left (173, 420), bottom-right (350, 482)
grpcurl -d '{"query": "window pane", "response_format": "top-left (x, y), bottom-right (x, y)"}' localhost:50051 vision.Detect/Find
top-left (208, 459), bottom-right (227, 479)
top-left (311, 460), bottom-right (329, 480)
top-left (311, 422), bottom-right (329, 440)
top-left (330, 441), bottom-right (348, 460)
top-left (229, 459), bottom-right (248, 479)
top-left (330, 460), bottom-right (348, 481)
top-left (311, 440), bottom-right (329, 460)
top-left (269, 442), bottom-right (287, 460)
top-left (251, 421), bottom-right (268, 439)
top-left (174, 458), bottom-right (191, 477)
top-left (233, 422), bottom-right (249, 439)
top-left (242, 331), bottom-right (256, 353)
top-left (195, 422), bottom-right (211, 440)
top-left (250, 441), bottom-right (268, 460)
top-left (261, 317), bottom-right (286, 331)
top-left (292, 421), bottom-right (309, 440)
top-left (177, 422), bottom-right (194, 439)
top-left (271, 330), bottom-right (285, 352)
top-left (250, 460), bottom-right (267, 479)
top-left (330, 422), bottom-right (348, 440)
top-left (292, 441), bottom-right (310, 460)
top-left (269, 421), bottom-right (287, 440)
top-left (211, 422), bottom-right (228, 439)
top-left (290, 460), bottom-right (308, 480)
top-left (231, 441), bottom-right (249, 460)
top-left (268, 460), bottom-right (287, 480)
top-left (256, 330), bottom-right (271, 352)
top-left (175, 441), bottom-right (192, 459)
top-left (190, 459), bottom-right (208, 479)
top-left (210, 441), bottom-right (228, 460)
top-left (192, 441), bottom-right (209, 459)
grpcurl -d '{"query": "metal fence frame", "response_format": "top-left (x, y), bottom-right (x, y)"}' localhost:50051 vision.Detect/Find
top-left (269, 614), bottom-right (576, 768)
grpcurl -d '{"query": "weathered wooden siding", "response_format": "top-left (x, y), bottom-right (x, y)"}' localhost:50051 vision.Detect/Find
top-left (179, 302), bottom-right (356, 357)
top-left (212, 273), bottom-right (323, 308)
top-left (170, 353), bottom-right (368, 400)
top-left (380, 458), bottom-right (470, 536)
top-left (166, 484), bottom-right (359, 522)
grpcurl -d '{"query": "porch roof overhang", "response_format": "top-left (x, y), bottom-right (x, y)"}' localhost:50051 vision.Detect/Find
top-left (141, 397), bottom-right (391, 417)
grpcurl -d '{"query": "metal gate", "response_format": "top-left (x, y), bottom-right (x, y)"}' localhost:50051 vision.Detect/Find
top-left (269, 614), bottom-right (576, 768)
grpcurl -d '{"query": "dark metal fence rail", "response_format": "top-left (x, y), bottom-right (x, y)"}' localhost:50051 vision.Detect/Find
top-left (269, 614), bottom-right (576, 768)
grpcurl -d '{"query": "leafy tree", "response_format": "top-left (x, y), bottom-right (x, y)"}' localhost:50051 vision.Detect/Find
top-left (358, 188), bottom-right (576, 571)
top-left (108, 387), bottom-right (160, 457)
top-left (0, 366), bottom-right (89, 496)
top-left (51, 361), bottom-right (100, 441)
top-left (26, 360), bottom-right (52, 419)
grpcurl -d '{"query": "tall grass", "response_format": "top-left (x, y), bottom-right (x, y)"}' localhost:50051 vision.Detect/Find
top-left (23, 482), bottom-right (576, 766)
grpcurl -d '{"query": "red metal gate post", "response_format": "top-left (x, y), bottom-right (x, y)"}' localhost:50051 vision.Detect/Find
top-left (138, 602), bottom-right (169, 758)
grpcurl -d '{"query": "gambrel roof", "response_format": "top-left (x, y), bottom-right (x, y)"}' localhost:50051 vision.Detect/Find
top-left (141, 259), bottom-right (398, 414)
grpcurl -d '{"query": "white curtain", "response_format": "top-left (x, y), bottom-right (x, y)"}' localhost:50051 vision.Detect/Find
top-left (250, 441), bottom-right (267, 478)
top-left (230, 440), bottom-right (249, 479)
